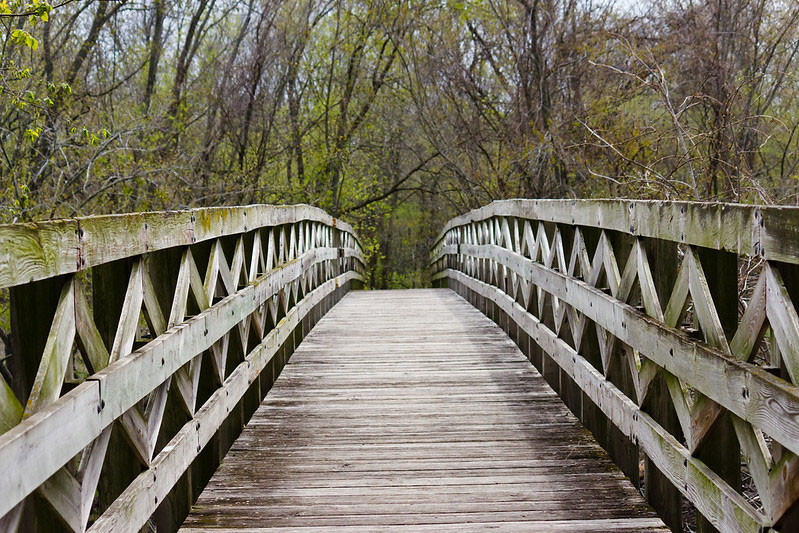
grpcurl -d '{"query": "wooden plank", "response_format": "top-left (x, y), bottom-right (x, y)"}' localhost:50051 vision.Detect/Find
top-left (182, 289), bottom-right (666, 531)
top-left (433, 199), bottom-right (799, 265)
top-left (693, 247), bottom-right (740, 533)
top-left (448, 272), bottom-right (765, 531)
top-left (92, 256), bottom-right (142, 522)
top-left (0, 377), bottom-right (22, 436)
top-left (23, 278), bottom-right (76, 415)
top-left (89, 271), bottom-right (358, 533)
top-left (182, 518), bottom-right (669, 531)
top-left (640, 237), bottom-right (683, 531)
top-left (0, 205), bottom-right (360, 289)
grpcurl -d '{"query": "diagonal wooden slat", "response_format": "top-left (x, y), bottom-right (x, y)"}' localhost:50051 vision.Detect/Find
top-left (74, 280), bottom-right (109, 374)
top-left (733, 415), bottom-right (799, 522)
top-left (430, 200), bottom-right (799, 531)
top-left (230, 236), bottom-right (247, 292)
top-left (765, 264), bottom-right (799, 384)
top-left (24, 279), bottom-right (77, 415)
top-left (664, 257), bottom-right (690, 329)
top-left (249, 230), bottom-right (263, 283)
top-left (209, 334), bottom-right (231, 385)
top-left (0, 376), bottom-right (22, 436)
top-left (0, 205), bottom-right (364, 533)
top-left (141, 266), bottom-right (167, 339)
top-left (119, 260), bottom-right (172, 465)
top-left (729, 272), bottom-right (766, 363)
top-left (38, 420), bottom-right (113, 531)
top-left (109, 261), bottom-right (144, 364)
top-left (636, 242), bottom-right (664, 321)
top-left (686, 248), bottom-right (731, 354)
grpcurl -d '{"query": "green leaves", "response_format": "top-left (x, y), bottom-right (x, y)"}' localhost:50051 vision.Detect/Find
top-left (11, 29), bottom-right (38, 50)
top-left (5, 1), bottom-right (52, 54)
top-left (27, 0), bottom-right (52, 23)
top-left (24, 126), bottom-right (41, 143)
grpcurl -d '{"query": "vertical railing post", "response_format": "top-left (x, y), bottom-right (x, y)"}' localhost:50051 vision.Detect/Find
top-left (92, 258), bottom-right (142, 520)
top-left (604, 232), bottom-right (639, 488)
top-left (774, 261), bottom-right (799, 530)
top-left (147, 247), bottom-right (194, 531)
top-left (694, 247), bottom-right (741, 533)
top-left (576, 227), bottom-right (606, 445)
top-left (641, 237), bottom-right (683, 531)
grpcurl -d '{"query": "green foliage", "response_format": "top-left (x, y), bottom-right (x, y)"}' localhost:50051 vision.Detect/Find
top-left (1, 0), bottom-right (798, 283)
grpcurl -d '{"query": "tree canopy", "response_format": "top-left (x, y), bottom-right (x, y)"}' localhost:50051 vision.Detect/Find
top-left (1, 0), bottom-right (798, 286)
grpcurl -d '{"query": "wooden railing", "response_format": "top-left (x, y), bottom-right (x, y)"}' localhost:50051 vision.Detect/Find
top-left (0, 205), bottom-right (364, 532)
top-left (431, 200), bottom-right (799, 532)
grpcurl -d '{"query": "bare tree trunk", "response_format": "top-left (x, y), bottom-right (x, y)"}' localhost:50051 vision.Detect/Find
top-left (143, 0), bottom-right (166, 113)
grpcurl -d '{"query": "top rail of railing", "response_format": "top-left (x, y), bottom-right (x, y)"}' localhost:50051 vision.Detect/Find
top-left (0, 204), bottom-right (358, 289)
top-left (434, 199), bottom-right (799, 264)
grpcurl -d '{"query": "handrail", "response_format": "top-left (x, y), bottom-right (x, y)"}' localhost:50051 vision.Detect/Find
top-left (0, 204), bottom-right (364, 532)
top-left (434, 199), bottom-right (799, 264)
top-left (432, 199), bottom-right (799, 532)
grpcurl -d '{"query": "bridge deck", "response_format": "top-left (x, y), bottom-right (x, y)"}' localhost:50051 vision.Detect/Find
top-left (182, 289), bottom-right (667, 531)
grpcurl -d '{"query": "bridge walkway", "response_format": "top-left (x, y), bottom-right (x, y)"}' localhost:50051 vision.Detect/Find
top-left (181, 289), bottom-right (667, 531)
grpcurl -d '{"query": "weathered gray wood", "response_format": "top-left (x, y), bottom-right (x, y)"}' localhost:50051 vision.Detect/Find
top-left (693, 247), bottom-right (740, 533)
top-left (449, 244), bottom-right (799, 456)
top-left (448, 271), bottom-right (764, 532)
top-left (182, 289), bottom-right (666, 531)
top-left (90, 272), bottom-right (357, 533)
top-left (0, 246), bottom-right (356, 518)
top-left (92, 257), bottom-right (142, 525)
top-left (0, 204), bottom-right (360, 289)
top-left (434, 199), bottom-right (799, 265)
top-left (640, 237), bottom-right (683, 531)
top-left (181, 518), bottom-right (668, 531)
top-left (7, 274), bottom-right (71, 531)
top-left (0, 205), bottom-right (364, 533)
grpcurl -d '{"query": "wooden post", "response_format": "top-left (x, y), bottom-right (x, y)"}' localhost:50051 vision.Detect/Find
top-left (694, 247), bottom-right (741, 533)
top-left (555, 225), bottom-right (582, 420)
top-left (604, 232), bottom-right (638, 488)
top-left (93, 258), bottom-right (143, 518)
top-left (9, 276), bottom-right (65, 404)
top-left (774, 261), bottom-right (799, 531)
top-left (577, 227), bottom-right (608, 448)
top-left (148, 247), bottom-right (193, 532)
top-left (642, 237), bottom-right (683, 531)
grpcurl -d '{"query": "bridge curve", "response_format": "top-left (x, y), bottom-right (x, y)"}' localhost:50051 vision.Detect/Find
top-left (182, 289), bottom-right (666, 531)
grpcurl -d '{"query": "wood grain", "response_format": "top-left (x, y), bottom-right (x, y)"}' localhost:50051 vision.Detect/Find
top-left (182, 289), bottom-right (667, 531)
top-left (0, 204), bottom-right (360, 289)
top-left (434, 199), bottom-right (799, 265)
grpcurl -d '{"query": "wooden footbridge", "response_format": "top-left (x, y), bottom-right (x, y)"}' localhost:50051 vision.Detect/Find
top-left (1, 201), bottom-right (799, 532)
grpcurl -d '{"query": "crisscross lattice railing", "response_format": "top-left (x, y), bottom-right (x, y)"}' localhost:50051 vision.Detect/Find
top-left (432, 199), bottom-right (799, 532)
top-left (0, 205), bottom-right (364, 532)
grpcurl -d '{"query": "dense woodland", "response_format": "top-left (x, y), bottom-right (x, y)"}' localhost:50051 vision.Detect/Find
top-left (1, 0), bottom-right (799, 287)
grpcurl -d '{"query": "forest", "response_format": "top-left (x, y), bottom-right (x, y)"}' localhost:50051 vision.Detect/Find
top-left (1, 0), bottom-right (798, 287)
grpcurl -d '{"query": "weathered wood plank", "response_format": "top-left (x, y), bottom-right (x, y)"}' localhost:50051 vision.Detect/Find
top-left (434, 199), bottom-right (799, 265)
top-left (89, 271), bottom-right (358, 533)
top-left (451, 245), bottom-right (799, 456)
top-left (0, 205), bottom-right (359, 289)
top-left (182, 289), bottom-right (666, 531)
top-left (0, 246), bottom-right (357, 519)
